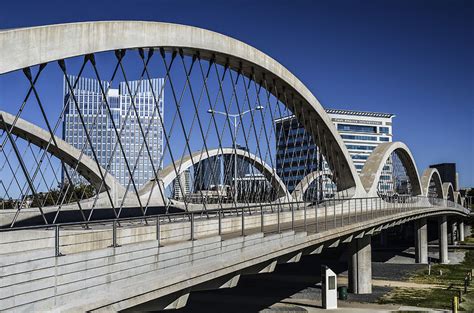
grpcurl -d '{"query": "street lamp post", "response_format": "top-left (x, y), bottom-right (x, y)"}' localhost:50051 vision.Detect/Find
top-left (207, 106), bottom-right (264, 202)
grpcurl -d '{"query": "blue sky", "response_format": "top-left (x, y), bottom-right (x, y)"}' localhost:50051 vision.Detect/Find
top-left (1, 0), bottom-right (473, 186)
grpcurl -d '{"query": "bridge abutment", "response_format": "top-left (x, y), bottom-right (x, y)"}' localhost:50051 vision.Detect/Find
top-left (348, 235), bottom-right (372, 294)
top-left (438, 215), bottom-right (449, 264)
top-left (415, 218), bottom-right (428, 264)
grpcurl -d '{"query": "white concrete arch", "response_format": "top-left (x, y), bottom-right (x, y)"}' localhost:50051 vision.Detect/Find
top-left (139, 148), bottom-right (291, 204)
top-left (442, 182), bottom-right (455, 201)
top-left (0, 110), bottom-right (125, 198)
top-left (359, 142), bottom-right (422, 196)
top-left (291, 171), bottom-right (355, 201)
top-left (0, 21), bottom-right (363, 195)
top-left (420, 168), bottom-right (443, 198)
top-left (454, 191), bottom-right (462, 205)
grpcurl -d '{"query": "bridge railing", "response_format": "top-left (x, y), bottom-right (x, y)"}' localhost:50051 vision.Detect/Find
top-left (0, 196), bottom-right (469, 257)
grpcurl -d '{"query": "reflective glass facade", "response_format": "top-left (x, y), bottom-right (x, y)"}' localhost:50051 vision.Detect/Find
top-left (275, 109), bottom-right (395, 198)
top-left (63, 75), bottom-right (164, 189)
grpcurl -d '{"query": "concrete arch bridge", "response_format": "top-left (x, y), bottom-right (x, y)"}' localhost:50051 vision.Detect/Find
top-left (0, 21), bottom-right (470, 311)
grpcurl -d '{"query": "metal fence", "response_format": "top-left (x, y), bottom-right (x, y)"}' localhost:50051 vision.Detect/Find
top-left (0, 195), bottom-right (469, 257)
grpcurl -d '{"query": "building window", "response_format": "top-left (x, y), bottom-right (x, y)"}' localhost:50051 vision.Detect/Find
top-left (379, 127), bottom-right (390, 134)
top-left (341, 134), bottom-right (378, 141)
top-left (346, 145), bottom-right (376, 151)
top-left (337, 124), bottom-right (377, 134)
top-left (351, 154), bottom-right (369, 160)
top-left (379, 137), bottom-right (389, 142)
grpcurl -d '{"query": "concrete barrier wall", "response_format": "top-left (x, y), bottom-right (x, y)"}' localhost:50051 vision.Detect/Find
top-left (0, 201), bottom-right (468, 311)
top-left (0, 229), bottom-right (298, 312)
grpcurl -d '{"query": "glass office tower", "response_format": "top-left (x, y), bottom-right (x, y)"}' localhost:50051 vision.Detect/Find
top-left (275, 109), bottom-right (395, 199)
top-left (63, 75), bottom-right (164, 189)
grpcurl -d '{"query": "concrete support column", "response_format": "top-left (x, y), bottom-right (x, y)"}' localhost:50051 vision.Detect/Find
top-left (415, 218), bottom-right (428, 264)
top-left (438, 216), bottom-right (449, 264)
top-left (348, 235), bottom-right (372, 294)
top-left (451, 221), bottom-right (458, 244)
top-left (459, 221), bottom-right (465, 242)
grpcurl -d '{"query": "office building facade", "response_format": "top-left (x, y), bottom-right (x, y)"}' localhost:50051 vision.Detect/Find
top-left (430, 163), bottom-right (457, 190)
top-left (275, 109), bottom-right (395, 199)
top-left (194, 156), bottom-right (222, 191)
top-left (63, 75), bottom-right (164, 189)
top-left (173, 169), bottom-right (192, 200)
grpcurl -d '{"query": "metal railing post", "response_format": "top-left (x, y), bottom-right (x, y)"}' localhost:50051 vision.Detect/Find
top-left (156, 216), bottom-right (161, 247)
top-left (277, 204), bottom-right (281, 233)
top-left (260, 206), bottom-right (264, 233)
top-left (341, 200), bottom-right (344, 227)
top-left (315, 203), bottom-right (319, 233)
top-left (291, 203), bottom-right (295, 230)
top-left (324, 201), bottom-right (327, 231)
top-left (241, 207), bottom-right (245, 236)
top-left (333, 199), bottom-right (336, 228)
top-left (190, 213), bottom-right (195, 241)
top-left (355, 198), bottom-right (358, 222)
top-left (55, 225), bottom-right (62, 257)
top-left (111, 220), bottom-right (120, 248)
top-left (218, 211), bottom-right (222, 235)
top-left (348, 199), bottom-right (351, 224)
top-left (380, 197), bottom-right (382, 216)
top-left (303, 203), bottom-right (307, 231)
top-left (365, 198), bottom-right (368, 221)
top-left (371, 198), bottom-right (374, 219)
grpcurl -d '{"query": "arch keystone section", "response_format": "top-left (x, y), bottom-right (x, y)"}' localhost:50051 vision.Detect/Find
top-left (359, 142), bottom-right (422, 196)
top-left (420, 168), bottom-right (443, 197)
top-left (442, 182), bottom-right (455, 201)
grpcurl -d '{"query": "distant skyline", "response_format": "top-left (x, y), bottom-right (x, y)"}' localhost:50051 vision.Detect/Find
top-left (0, 0), bottom-right (472, 186)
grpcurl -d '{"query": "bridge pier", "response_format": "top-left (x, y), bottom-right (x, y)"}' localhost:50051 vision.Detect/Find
top-left (348, 235), bottom-right (372, 294)
top-left (459, 221), bottom-right (465, 242)
top-left (438, 216), bottom-right (449, 264)
top-left (415, 218), bottom-right (428, 264)
top-left (451, 221), bottom-right (458, 244)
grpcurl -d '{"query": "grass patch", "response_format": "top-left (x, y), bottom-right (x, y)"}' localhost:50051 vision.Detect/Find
top-left (378, 287), bottom-right (456, 310)
top-left (378, 238), bottom-right (474, 310)
top-left (410, 250), bottom-right (474, 288)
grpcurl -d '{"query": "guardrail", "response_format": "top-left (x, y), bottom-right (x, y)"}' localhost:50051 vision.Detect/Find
top-left (0, 196), bottom-right (469, 257)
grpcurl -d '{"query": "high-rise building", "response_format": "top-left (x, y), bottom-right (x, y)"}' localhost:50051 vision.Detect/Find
top-left (173, 169), bottom-right (192, 200)
top-left (194, 156), bottom-right (222, 191)
top-left (223, 145), bottom-right (252, 186)
top-left (430, 163), bottom-right (457, 190)
top-left (63, 75), bottom-right (164, 189)
top-left (275, 108), bottom-right (395, 198)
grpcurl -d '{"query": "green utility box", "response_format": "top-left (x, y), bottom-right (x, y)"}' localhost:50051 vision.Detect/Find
top-left (338, 286), bottom-right (348, 300)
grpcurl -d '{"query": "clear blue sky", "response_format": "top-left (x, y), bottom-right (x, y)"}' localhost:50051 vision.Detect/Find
top-left (1, 0), bottom-right (473, 186)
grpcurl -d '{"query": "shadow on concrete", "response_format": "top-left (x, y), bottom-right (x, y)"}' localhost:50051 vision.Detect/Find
top-left (2, 205), bottom-right (184, 228)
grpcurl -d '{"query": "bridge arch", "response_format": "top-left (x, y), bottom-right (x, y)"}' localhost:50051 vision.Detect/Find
top-left (442, 182), bottom-right (455, 201)
top-left (291, 172), bottom-right (351, 201)
top-left (420, 168), bottom-right (443, 198)
top-left (454, 192), bottom-right (462, 205)
top-left (0, 21), bottom-right (362, 196)
top-left (0, 110), bottom-right (125, 197)
top-left (359, 142), bottom-right (422, 197)
top-left (139, 148), bottom-right (290, 204)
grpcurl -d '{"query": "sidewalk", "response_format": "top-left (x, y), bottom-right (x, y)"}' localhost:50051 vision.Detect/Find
top-left (268, 298), bottom-right (450, 312)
